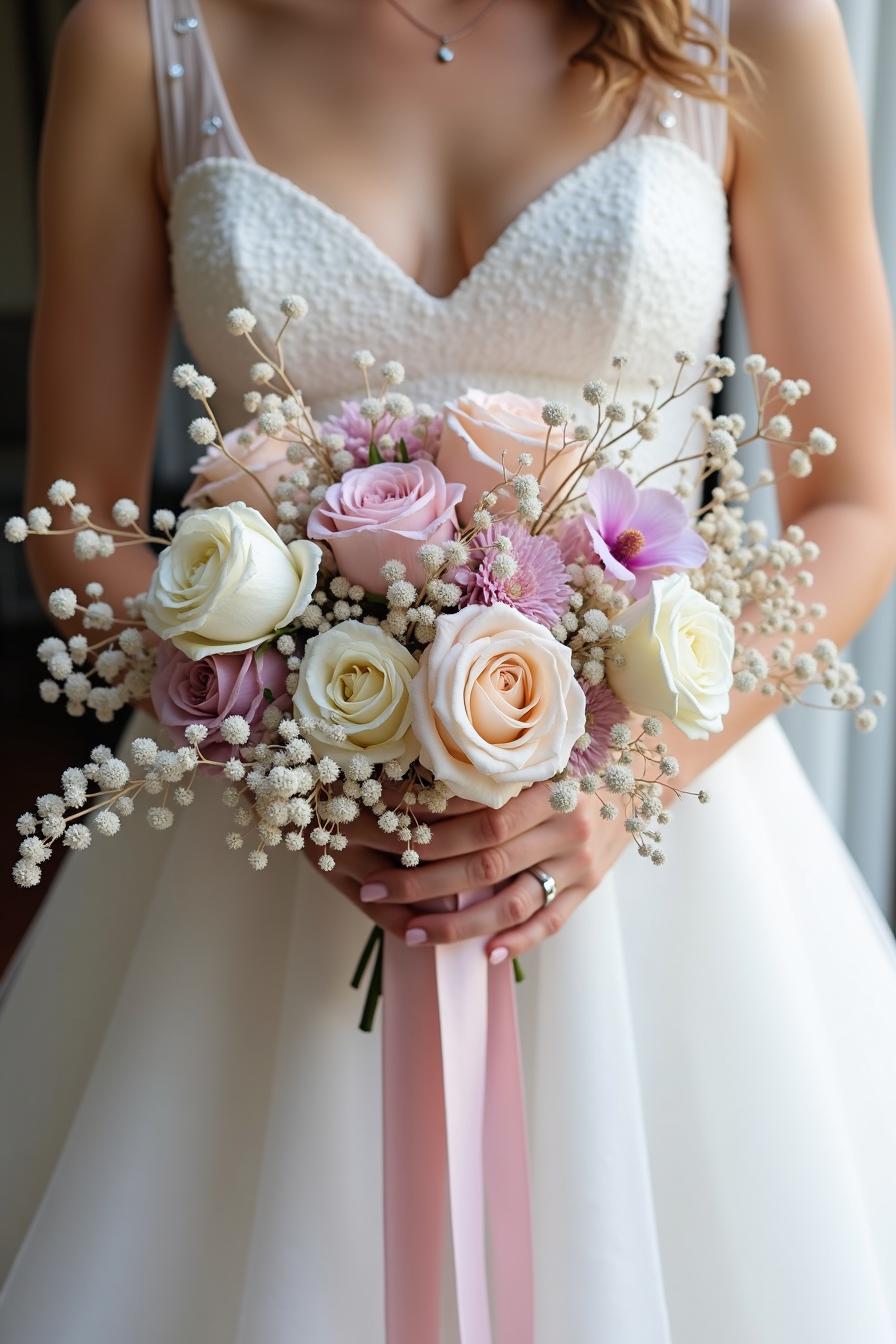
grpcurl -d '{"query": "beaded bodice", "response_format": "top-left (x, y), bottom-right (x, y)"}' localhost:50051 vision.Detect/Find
top-left (149, 0), bottom-right (732, 470)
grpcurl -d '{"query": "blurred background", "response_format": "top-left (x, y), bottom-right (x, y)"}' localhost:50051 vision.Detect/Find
top-left (1, 0), bottom-right (894, 974)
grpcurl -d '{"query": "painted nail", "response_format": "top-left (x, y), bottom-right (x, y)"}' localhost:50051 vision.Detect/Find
top-left (489, 948), bottom-right (509, 966)
top-left (405, 928), bottom-right (428, 946)
top-left (360, 882), bottom-right (389, 903)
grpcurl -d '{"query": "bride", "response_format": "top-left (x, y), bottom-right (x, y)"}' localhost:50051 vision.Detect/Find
top-left (2, 0), bottom-right (896, 1339)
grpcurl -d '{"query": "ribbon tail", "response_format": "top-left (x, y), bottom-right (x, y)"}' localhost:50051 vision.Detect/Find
top-left (382, 933), bottom-right (448, 1343)
top-left (485, 955), bottom-right (535, 1343)
top-left (434, 901), bottom-right (494, 1343)
top-left (382, 886), bottom-right (534, 1344)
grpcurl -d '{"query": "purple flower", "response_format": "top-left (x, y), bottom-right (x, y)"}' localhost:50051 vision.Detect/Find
top-left (150, 643), bottom-right (291, 764)
top-left (580, 468), bottom-right (708, 597)
top-left (320, 400), bottom-right (442, 468)
top-left (567, 682), bottom-right (629, 775)
top-left (454, 520), bottom-right (570, 628)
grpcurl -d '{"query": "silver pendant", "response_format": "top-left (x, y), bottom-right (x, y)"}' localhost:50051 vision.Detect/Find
top-left (436, 43), bottom-right (455, 63)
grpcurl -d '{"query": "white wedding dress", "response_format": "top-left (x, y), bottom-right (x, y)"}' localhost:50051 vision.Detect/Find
top-left (3, 1), bottom-right (896, 1340)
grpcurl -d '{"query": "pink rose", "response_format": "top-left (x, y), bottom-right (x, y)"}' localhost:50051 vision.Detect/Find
top-left (150, 641), bottom-right (290, 763)
top-left (437, 390), bottom-right (590, 526)
top-left (306, 461), bottom-right (464, 593)
top-left (182, 422), bottom-right (292, 525)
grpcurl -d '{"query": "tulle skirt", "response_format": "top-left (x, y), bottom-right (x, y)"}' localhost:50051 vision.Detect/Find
top-left (2, 711), bottom-right (896, 1343)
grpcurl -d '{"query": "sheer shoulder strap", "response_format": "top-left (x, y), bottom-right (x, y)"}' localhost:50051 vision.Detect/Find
top-left (678, 0), bottom-right (730, 178)
top-left (612, 0), bottom-right (730, 180)
top-left (146, 0), bottom-right (248, 196)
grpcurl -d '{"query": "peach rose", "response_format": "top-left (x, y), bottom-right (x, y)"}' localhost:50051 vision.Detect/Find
top-left (410, 604), bottom-right (586, 808)
top-left (437, 390), bottom-right (588, 526)
top-left (306, 461), bottom-right (463, 593)
top-left (182, 422), bottom-right (292, 525)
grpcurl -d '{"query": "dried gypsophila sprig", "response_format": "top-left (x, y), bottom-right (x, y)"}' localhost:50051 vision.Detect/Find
top-left (11, 696), bottom-right (448, 888)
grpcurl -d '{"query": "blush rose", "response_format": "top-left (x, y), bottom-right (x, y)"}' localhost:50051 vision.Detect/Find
top-left (410, 604), bottom-right (587, 808)
top-left (437, 390), bottom-right (590, 526)
top-left (182, 422), bottom-right (292, 526)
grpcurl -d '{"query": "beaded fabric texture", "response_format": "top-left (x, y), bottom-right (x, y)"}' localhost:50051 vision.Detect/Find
top-left (149, 0), bottom-right (732, 446)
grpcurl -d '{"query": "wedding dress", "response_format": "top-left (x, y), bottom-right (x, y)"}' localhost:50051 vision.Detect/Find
top-left (3, 0), bottom-right (896, 1339)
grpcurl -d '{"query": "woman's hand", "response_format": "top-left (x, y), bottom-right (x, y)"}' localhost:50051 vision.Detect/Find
top-left (334, 786), bottom-right (631, 964)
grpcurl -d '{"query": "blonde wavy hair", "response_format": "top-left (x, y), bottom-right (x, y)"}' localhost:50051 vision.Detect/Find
top-left (569, 0), bottom-right (751, 111)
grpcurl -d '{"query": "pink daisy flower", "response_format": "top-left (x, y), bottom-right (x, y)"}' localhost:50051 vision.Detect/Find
top-left (454, 520), bottom-right (570, 628)
top-left (320, 400), bottom-right (442, 468)
top-left (567, 682), bottom-right (629, 775)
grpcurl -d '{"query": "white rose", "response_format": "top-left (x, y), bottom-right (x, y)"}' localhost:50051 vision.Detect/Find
top-left (606, 573), bottom-right (734, 740)
top-left (293, 620), bottom-right (419, 770)
top-left (410, 605), bottom-right (586, 809)
top-left (144, 502), bottom-right (321, 659)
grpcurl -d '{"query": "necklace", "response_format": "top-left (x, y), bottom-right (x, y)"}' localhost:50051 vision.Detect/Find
top-left (381, 0), bottom-right (503, 64)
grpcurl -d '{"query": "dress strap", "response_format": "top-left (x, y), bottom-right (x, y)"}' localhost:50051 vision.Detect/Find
top-left (608, 0), bottom-right (730, 181)
top-left (677, 0), bottom-right (731, 179)
top-left (146, 0), bottom-right (248, 196)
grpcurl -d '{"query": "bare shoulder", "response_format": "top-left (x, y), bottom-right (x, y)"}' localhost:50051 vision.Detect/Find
top-left (59, 0), bottom-right (153, 65)
top-left (729, 0), bottom-right (841, 37)
top-left (729, 0), bottom-right (846, 75)
top-left (53, 0), bottom-right (156, 145)
top-left (44, 0), bottom-right (161, 207)
top-left (727, 0), bottom-right (863, 192)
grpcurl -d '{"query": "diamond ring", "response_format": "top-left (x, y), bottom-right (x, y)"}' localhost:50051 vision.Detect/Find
top-left (528, 866), bottom-right (557, 907)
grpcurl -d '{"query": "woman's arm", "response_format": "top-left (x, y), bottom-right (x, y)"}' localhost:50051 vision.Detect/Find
top-left (652, 0), bottom-right (896, 789)
top-left (26, 0), bottom-right (172, 620)
top-left (356, 0), bottom-right (896, 957)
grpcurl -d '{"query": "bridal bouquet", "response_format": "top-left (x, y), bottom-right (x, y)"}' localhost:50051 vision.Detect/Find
top-left (8, 297), bottom-right (880, 918)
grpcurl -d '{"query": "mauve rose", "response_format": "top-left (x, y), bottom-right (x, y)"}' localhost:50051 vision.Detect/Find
top-left (182, 422), bottom-right (292, 526)
top-left (150, 641), bottom-right (290, 762)
top-left (306, 461), bottom-right (464, 592)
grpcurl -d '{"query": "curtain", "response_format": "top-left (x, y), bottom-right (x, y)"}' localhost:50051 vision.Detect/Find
top-left (724, 0), bottom-right (896, 915)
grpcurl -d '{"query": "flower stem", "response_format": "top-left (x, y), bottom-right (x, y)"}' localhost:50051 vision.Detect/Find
top-left (351, 924), bottom-right (382, 989)
top-left (358, 933), bottom-right (385, 1033)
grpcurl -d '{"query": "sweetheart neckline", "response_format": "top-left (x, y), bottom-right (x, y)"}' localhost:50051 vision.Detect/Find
top-left (170, 136), bottom-right (728, 308)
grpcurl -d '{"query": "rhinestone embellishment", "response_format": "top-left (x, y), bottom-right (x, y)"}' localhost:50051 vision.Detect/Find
top-left (657, 109), bottom-right (677, 130)
top-left (167, 62), bottom-right (185, 79)
top-left (201, 115), bottom-right (223, 136)
top-left (172, 16), bottom-right (199, 35)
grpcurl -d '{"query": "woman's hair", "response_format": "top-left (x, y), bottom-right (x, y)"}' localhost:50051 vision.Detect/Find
top-left (569, 1), bottom-right (751, 111)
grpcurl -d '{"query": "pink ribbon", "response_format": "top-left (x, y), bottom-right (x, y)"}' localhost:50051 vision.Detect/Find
top-left (382, 888), bottom-right (534, 1343)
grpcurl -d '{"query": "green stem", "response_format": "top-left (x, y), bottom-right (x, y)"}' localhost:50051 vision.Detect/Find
top-left (359, 937), bottom-right (384, 1033)
top-left (513, 957), bottom-right (525, 984)
top-left (351, 925), bottom-right (382, 989)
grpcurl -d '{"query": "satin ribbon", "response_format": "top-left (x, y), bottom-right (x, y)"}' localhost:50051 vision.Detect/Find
top-left (382, 888), bottom-right (534, 1343)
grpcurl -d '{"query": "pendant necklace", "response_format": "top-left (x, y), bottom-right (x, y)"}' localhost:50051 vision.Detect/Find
top-left (381, 0), bottom-right (503, 64)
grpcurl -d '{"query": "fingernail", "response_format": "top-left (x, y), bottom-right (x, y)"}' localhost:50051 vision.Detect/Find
top-left (489, 947), bottom-right (509, 966)
top-left (405, 928), bottom-right (427, 946)
top-left (360, 883), bottom-right (389, 903)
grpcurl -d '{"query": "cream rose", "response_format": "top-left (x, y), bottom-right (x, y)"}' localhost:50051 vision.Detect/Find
top-left (410, 605), bottom-right (586, 808)
top-left (436, 390), bottom-right (589, 526)
top-left (606, 573), bottom-right (735, 740)
top-left (144, 502), bottom-right (322, 659)
top-left (293, 621), bottom-right (419, 770)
